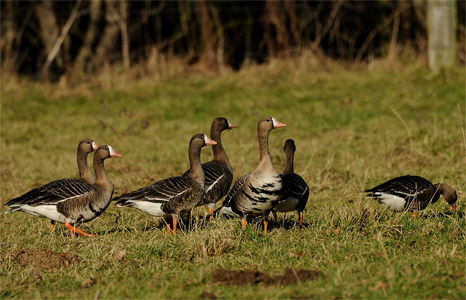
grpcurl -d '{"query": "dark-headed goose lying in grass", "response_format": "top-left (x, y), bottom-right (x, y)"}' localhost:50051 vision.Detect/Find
top-left (5, 145), bottom-right (121, 238)
top-left (218, 117), bottom-right (286, 233)
top-left (364, 175), bottom-right (457, 217)
top-left (272, 139), bottom-right (309, 224)
top-left (183, 118), bottom-right (236, 221)
top-left (115, 134), bottom-right (216, 235)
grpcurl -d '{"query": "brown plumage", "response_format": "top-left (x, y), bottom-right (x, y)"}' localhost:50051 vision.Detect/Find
top-left (115, 134), bottom-right (217, 235)
top-left (364, 175), bottom-right (458, 216)
top-left (218, 117), bottom-right (286, 234)
top-left (272, 139), bottom-right (309, 224)
top-left (5, 145), bottom-right (122, 237)
top-left (183, 118), bottom-right (236, 220)
top-left (77, 139), bottom-right (99, 184)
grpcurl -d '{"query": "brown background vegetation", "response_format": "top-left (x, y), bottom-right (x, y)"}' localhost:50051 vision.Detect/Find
top-left (1, 0), bottom-right (465, 81)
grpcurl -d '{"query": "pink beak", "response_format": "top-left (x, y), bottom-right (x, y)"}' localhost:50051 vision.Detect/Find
top-left (229, 123), bottom-right (238, 129)
top-left (111, 152), bottom-right (122, 158)
top-left (206, 138), bottom-right (217, 146)
top-left (274, 122), bottom-right (286, 128)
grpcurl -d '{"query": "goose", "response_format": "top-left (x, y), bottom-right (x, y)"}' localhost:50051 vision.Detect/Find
top-left (218, 117), bottom-right (286, 233)
top-left (115, 134), bottom-right (216, 235)
top-left (182, 118), bottom-right (236, 220)
top-left (5, 145), bottom-right (122, 238)
top-left (272, 139), bottom-right (309, 224)
top-left (364, 175), bottom-right (457, 217)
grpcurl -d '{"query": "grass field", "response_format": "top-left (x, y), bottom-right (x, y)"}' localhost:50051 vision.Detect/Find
top-left (1, 60), bottom-right (465, 299)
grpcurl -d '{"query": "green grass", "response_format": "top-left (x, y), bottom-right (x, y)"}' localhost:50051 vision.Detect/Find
top-left (1, 61), bottom-right (465, 299)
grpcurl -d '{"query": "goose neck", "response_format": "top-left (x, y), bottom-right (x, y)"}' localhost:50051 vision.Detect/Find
top-left (283, 151), bottom-right (294, 174)
top-left (78, 151), bottom-right (95, 183)
top-left (211, 128), bottom-right (230, 168)
top-left (188, 145), bottom-right (205, 186)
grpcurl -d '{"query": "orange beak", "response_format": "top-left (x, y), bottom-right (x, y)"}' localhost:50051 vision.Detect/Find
top-left (450, 203), bottom-right (456, 212)
top-left (229, 123), bottom-right (237, 129)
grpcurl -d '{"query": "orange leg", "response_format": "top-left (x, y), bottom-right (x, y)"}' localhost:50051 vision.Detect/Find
top-left (242, 217), bottom-right (247, 229)
top-left (209, 208), bottom-right (214, 221)
top-left (50, 220), bottom-right (55, 231)
top-left (263, 218), bottom-right (268, 234)
top-left (65, 222), bottom-right (96, 238)
top-left (412, 211), bottom-right (419, 218)
top-left (172, 218), bottom-right (178, 236)
top-left (166, 223), bottom-right (171, 234)
top-left (299, 211), bottom-right (303, 224)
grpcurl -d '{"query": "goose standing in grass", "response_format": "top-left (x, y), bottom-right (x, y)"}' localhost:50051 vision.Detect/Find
top-left (272, 139), bottom-right (309, 224)
top-left (115, 134), bottom-right (216, 235)
top-left (5, 145), bottom-right (122, 238)
top-left (183, 118), bottom-right (236, 220)
top-left (218, 117), bottom-right (286, 233)
top-left (364, 175), bottom-right (457, 216)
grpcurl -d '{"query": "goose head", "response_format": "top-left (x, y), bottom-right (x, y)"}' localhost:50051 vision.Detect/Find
top-left (258, 117), bottom-right (286, 133)
top-left (190, 134), bottom-right (217, 148)
top-left (95, 145), bottom-right (122, 160)
top-left (283, 139), bottom-right (296, 154)
top-left (213, 117), bottom-right (237, 132)
top-left (79, 139), bottom-right (99, 154)
top-left (435, 183), bottom-right (458, 212)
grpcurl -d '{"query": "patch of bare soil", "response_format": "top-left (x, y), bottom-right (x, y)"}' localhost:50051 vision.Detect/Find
top-left (211, 267), bottom-right (323, 286)
top-left (13, 248), bottom-right (81, 269)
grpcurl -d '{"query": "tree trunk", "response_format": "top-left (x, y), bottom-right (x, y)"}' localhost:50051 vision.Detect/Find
top-left (1, 0), bottom-right (16, 71)
top-left (74, 0), bottom-right (102, 73)
top-left (427, 0), bottom-right (457, 72)
top-left (34, 0), bottom-right (63, 70)
top-left (198, 0), bottom-right (216, 68)
top-left (93, 0), bottom-right (121, 69)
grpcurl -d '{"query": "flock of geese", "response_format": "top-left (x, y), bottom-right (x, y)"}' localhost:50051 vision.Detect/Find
top-left (4, 117), bottom-right (458, 237)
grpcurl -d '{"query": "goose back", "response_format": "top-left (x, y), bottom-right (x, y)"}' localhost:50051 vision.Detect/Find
top-left (365, 175), bottom-right (440, 211)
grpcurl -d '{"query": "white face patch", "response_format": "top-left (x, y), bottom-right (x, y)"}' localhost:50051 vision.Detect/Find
top-left (92, 141), bottom-right (98, 151)
top-left (272, 117), bottom-right (278, 127)
top-left (108, 145), bottom-right (116, 156)
top-left (227, 119), bottom-right (232, 127)
top-left (204, 134), bottom-right (209, 144)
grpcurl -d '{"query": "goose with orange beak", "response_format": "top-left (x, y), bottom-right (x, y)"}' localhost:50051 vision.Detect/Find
top-left (218, 117), bottom-right (286, 234)
top-left (115, 134), bottom-right (216, 235)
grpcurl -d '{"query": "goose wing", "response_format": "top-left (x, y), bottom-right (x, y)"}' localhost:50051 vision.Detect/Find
top-left (279, 173), bottom-right (309, 210)
top-left (6, 178), bottom-right (94, 209)
top-left (365, 175), bottom-right (433, 199)
top-left (115, 176), bottom-right (201, 205)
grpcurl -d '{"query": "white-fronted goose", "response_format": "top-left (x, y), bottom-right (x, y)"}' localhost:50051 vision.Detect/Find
top-left (218, 117), bottom-right (286, 233)
top-left (272, 139), bottom-right (309, 224)
top-left (115, 134), bottom-right (216, 235)
top-left (183, 118), bottom-right (236, 220)
top-left (364, 175), bottom-right (457, 216)
top-left (5, 145), bottom-right (121, 237)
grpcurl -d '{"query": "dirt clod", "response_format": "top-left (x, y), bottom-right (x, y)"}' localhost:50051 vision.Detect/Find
top-left (200, 291), bottom-right (217, 299)
top-left (13, 248), bottom-right (81, 269)
top-left (211, 267), bottom-right (323, 286)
